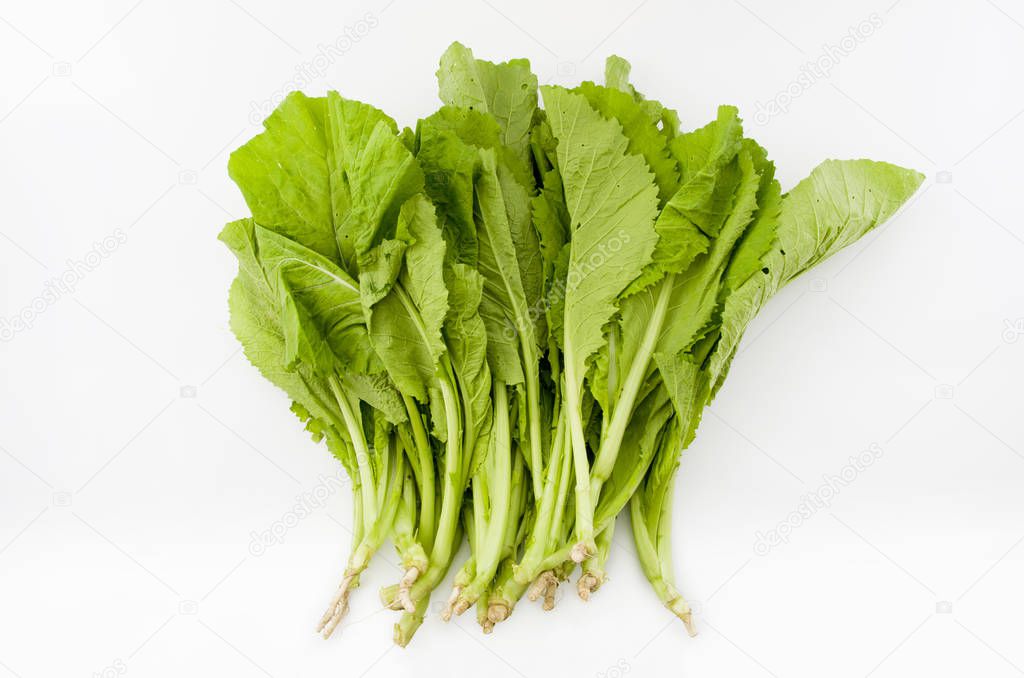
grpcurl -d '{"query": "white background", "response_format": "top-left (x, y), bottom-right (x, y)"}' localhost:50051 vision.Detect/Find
top-left (1, 1), bottom-right (1023, 676)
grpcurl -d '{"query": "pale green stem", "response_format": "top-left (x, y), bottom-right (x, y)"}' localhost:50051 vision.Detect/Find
top-left (563, 339), bottom-right (595, 559)
top-left (328, 374), bottom-right (376, 526)
top-left (521, 359), bottom-right (544, 499)
top-left (402, 393), bottom-right (435, 553)
top-left (590, 274), bottom-right (674, 498)
top-left (463, 382), bottom-right (511, 602)
top-left (514, 407), bottom-right (567, 584)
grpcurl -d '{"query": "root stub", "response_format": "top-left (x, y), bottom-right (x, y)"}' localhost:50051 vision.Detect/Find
top-left (317, 572), bottom-right (357, 639)
top-left (486, 602), bottom-right (510, 623)
top-left (542, 578), bottom-right (557, 611)
top-left (667, 595), bottom-right (698, 637)
top-left (527, 571), bottom-right (557, 602)
top-left (440, 585), bottom-right (462, 622)
top-left (576, 572), bottom-right (603, 601)
top-left (681, 612), bottom-right (697, 638)
top-left (453, 598), bottom-right (472, 617)
top-left (397, 567), bottom-right (420, 614)
top-left (570, 542), bottom-right (592, 563)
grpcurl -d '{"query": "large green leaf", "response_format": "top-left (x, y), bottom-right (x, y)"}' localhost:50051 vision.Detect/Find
top-left (219, 219), bottom-right (348, 449)
top-left (707, 159), bottom-right (926, 396)
top-left (573, 81), bottom-right (679, 204)
top-left (540, 85), bottom-right (660, 392)
top-left (593, 112), bottom-right (753, 412)
top-left (603, 55), bottom-right (681, 142)
top-left (365, 195), bottom-right (450, 402)
top-left (472, 148), bottom-right (538, 384)
top-left (228, 94), bottom-right (339, 262)
top-left (229, 92), bottom-right (423, 274)
top-left (251, 225), bottom-right (372, 372)
top-left (437, 42), bottom-right (538, 169)
top-left (443, 262), bottom-right (493, 473)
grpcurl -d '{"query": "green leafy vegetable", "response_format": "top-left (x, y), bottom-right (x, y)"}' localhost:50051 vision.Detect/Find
top-left (218, 42), bottom-right (924, 647)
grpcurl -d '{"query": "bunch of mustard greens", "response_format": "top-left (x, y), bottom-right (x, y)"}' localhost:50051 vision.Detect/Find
top-left (221, 42), bottom-right (923, 645)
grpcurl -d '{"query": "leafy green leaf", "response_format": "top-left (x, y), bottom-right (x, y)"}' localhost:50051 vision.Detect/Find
top-left (365, 195), bottom-right (450, 401)
top-left (540, 84), bottom-right (660, 390)
top-left (708, 159), bottom-right (926, 396)
top-left (437, 42), bottom-right (539, 168)
top-left (228, 94), bottom-right (339, 262)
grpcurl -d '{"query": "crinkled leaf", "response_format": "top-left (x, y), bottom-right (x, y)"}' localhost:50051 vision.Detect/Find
top-left (708, 159), bottom-right (925, 396)
top-left (722, 139), bottom-right (782, 291)
top-left (573, 81), bottom-right (679, 203)
top-left (540, 85), bottom-right (660, 389)
top-left (444, 262), bottom-right (493, 472)
top-left (668, 105), bottom-right (744, 238)
top-left (365, 195), bottom-right (449, 401)
top-left (228, 94), bottom-right (339, 262)
top-left (472, 148), bottom-right (536, 384)
top-left (654, 148), bottom-right (761, 359)
top-left (219, 219), bottom-right (346, 451)
top-left (437, 42), bottom-right (538, 168)
top-left (327, 92), bottom-right (425, 261)
top-left (229, 92), bottom-right (423, 274)
top-left (603, 55), bottom-right (681, 142)
top-left (250, 224), bottom-right (373, 372)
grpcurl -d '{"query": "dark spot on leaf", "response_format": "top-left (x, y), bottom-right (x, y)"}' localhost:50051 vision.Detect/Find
top-left (761, 267), bottom-right (769, 274)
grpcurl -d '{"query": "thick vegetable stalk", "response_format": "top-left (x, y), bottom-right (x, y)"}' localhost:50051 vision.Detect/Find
top-left (443, 383), bottom-right (522, 618)
top-left (630, 486), bottom-right (695, 635)
top-left (317, 380), bottom-right (407, 638)
top-left (578, 520), bottom-right (614, 600)
top-left (392, 367), bottom-right (466, 645)
top-left (483, 446), bottom-right (529, 626)
top-left (390, 394), bottom-right (436, 610)
top-left (391, 472), bottom-right (428, 613)
top-left (491, 383), bottom-right (571, 616)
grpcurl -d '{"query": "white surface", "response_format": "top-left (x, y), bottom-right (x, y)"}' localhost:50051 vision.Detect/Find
top-left (1, 1), bottom-right (1022, 676)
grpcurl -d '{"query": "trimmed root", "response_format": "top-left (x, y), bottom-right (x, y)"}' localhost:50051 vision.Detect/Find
top-left (570, 541), bottom-right (592, 563)
top-left (453, 598), bottom-right (472, 617)
top-left (316, 571), bottom-right (358, 639)
top-left (668, 595), bottom-right (697, 637)
top-left (486, 602), bottom-right (510, 624)
top-left (440, 585), bottom-right (462, 622)
top-left (576, 571), bottom-right (604, 601)
top-left (397, 566), bottom-right (420, 614)
top-left (542, 578), bottom-right (557, 611)
top-left (527, 571), bottom-right (557, 602)
top-left (481, 618), bottom-right (495, 634)
top-left (440, 585), bottom-right (473, 620)
top-left (681, 612), bottom-right (697, 638)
